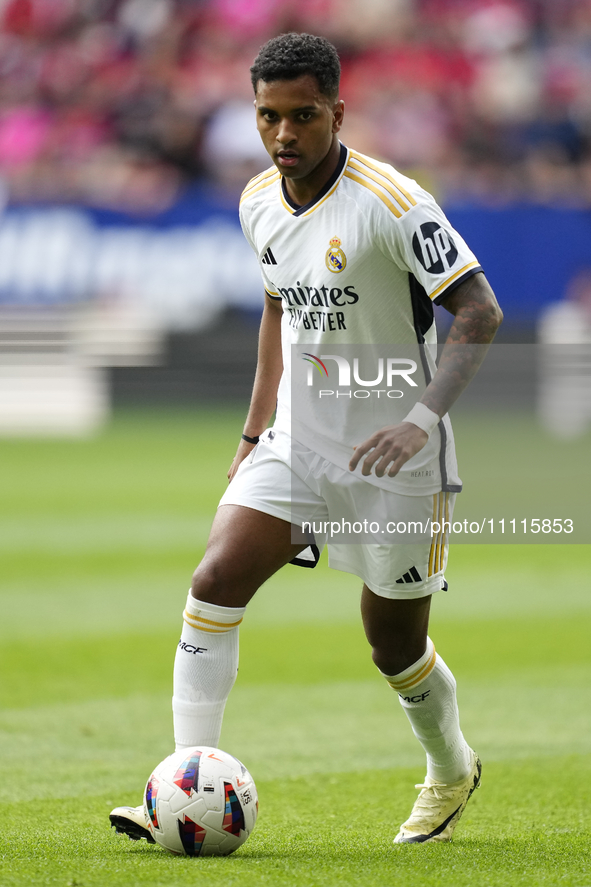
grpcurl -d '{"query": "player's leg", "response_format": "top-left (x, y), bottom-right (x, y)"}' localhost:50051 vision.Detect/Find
top-left (325, 479), bottom-right (479, 843)
top-left (360, 588), bottom-right (431, 675)
top-left (361, 585), bottom-right (480, 843)
top-left (190, 502), bottom-right (306, 607)
top-left (110, 504), bottom-right (305, 842)
top-left (173, 503), bottom-right (306, 750)
top-left (361, 585), bottom-right (472, 783)
top-left (111, 431), bottom-right (326, 841)
top-left (172, 428), bottom-right (326, 754)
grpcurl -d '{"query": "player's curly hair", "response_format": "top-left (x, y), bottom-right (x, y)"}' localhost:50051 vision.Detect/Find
top-left (250, 33), bottom-right (340, 100)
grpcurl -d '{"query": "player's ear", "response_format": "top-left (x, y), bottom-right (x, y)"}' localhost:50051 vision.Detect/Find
top-left (332, 100), bottom-right (345, 133)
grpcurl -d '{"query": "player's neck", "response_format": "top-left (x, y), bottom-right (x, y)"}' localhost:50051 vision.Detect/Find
top-left (283, 138), bottom-right (342, 207)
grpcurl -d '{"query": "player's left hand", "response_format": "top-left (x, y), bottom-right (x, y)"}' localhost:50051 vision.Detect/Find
top-left (349, 422), bottom-right (429, 478)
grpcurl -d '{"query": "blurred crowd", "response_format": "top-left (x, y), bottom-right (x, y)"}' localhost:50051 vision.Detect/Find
top-left (2, 0), bottom-right (591, 212)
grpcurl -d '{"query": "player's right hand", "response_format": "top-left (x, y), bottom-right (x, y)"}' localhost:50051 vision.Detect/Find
top-left (349, 422), bottom-right (429, 478)
top-left (227, 439), bottom-right (257, 483)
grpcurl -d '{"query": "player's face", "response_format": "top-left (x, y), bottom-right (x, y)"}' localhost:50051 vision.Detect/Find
top-left (254, 75), bottom-right (344, 186)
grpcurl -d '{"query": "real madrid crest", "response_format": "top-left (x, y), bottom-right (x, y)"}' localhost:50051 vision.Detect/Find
top-left (325, 236), bottom-right (347, 273)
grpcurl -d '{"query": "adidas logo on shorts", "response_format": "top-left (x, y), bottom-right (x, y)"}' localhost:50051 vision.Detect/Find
top-left (395, 567), bottom-right (422, 584)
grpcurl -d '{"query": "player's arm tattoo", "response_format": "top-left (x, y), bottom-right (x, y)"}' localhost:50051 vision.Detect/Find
top-left (421, 272), bottom-right (503, 417)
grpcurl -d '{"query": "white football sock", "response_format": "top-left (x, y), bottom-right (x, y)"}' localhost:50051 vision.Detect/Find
top-left (381, 637), bottom-right (472, 783)
top-left (172, 592), bottom-right (245, 751)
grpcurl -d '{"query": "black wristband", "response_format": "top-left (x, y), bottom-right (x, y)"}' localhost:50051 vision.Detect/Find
top-left (241, 433), bottom-right (260, 445)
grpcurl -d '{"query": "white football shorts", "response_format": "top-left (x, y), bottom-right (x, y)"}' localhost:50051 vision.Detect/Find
top-left (219, 429), bottom-right (455, 599)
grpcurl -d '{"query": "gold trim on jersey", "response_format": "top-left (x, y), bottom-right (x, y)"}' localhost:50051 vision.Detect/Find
top-left (240, 167), bottom-right (281, 205)
top-left (348, 156), bottom-right (412, 214)
top-left (300, 176), bottom-right (344, 216)
top-left (279, 186), bottom-right (295, 214)
top-left (429, 261), bottom-right (481, 301)
top-left (279, 147), bottom-right (349, 217)
top-left (440, 492), bottom-right (450, 572)
top-left (344, 170), bottom-right (403, 218)
top-left (245, 166), bottom-right (276, 187)
top-left (349, 150), bottom-right (417, 208)
top-left (242, 165), bottom-right (279, 192)
top-left (427, 492), bottom-right (449, 577)
top-left (280, 175), bottom-right (346, 217)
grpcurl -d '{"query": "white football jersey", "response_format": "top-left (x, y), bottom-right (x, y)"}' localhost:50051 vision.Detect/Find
top-left (239, 144), bottom-right (482, 494)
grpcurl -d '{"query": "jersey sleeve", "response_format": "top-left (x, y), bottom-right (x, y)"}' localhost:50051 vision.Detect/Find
top-left (379, 190), bottom-right (482, 304)
top-left (239, 201), bottom-right (281, 301)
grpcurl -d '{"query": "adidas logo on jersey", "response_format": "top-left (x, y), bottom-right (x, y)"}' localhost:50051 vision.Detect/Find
top-left (395, 567), bottom-right (422, 584)
top-left (261, 247), bottom-right (277, 265)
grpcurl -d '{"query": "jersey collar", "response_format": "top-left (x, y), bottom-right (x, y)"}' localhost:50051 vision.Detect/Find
top-left (280, 143), bottom-right (348, 217)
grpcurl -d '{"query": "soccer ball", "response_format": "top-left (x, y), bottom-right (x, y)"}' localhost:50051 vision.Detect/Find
top-left (144, 745), bottom-right (258, 856)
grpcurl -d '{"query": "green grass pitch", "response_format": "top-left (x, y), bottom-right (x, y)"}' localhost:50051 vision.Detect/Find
top-left (0, 408), bottom-right (590, 887)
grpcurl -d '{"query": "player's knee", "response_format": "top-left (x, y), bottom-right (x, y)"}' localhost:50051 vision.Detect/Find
top-left (190, 556), bottom-right (254, 607)
top-left (190, 558), bottom-right (229, 605)
top-left (370, 642), bottom-right (422, 677)
top-left (370, 645), bottom-right (397, 676)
